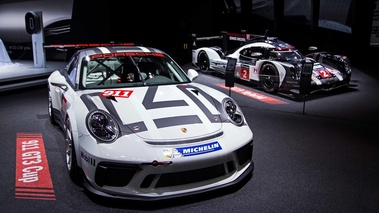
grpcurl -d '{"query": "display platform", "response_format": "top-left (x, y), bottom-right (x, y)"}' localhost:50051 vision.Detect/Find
top-left (0, 60), bottom-right (66, 92)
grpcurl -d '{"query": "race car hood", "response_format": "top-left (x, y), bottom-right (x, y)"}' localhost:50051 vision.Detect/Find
top-left (80, 84), bottom-right (224, 141)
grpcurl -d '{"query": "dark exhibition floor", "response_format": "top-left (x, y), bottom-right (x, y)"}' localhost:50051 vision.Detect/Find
top-left (0, 60), bottom-right (378, 212)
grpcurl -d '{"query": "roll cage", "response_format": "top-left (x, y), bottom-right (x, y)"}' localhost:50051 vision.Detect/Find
top-left (79, 53), bottom-right (190, 89)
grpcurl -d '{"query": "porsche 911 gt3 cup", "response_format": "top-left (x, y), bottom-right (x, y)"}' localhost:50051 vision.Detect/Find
top-left (47, 44), bottom-right (254, 200)
top-left (192, 32), bottom-right (352, 94)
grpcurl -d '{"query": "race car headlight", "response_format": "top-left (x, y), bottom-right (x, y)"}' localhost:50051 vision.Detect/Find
top-left (87, 110), bottom-right (119, 142)
top-left (223, 98), bottom-right (244, 126)
top-left (340, 56), bottom-right (352, 74)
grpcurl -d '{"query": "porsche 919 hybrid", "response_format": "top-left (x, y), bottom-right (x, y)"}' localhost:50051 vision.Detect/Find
top-left (192, 32), bottom-right (352, 94)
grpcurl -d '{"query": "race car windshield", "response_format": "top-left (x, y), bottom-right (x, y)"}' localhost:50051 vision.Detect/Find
top-left (80, 54), bottom-right (191, 89)
top-left (271, 50), bottom-right (305, 62)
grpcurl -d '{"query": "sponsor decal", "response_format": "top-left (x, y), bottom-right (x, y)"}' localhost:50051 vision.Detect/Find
top-left (216, 84), bottom-right (288, 105)
top-left (81, 151), bottom-right (96, 166)
top-left (15, 132), bottom-right (55, 200)
top-left (227, 32), bottom-right (247, 41)
top-left (229, 36), bottom-right (246, 42)
top-left (100, 89), bottom-right (133, 98)
top-left (163, 141), bottom-right (222, 158)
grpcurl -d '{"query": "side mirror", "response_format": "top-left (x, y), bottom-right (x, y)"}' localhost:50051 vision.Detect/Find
top-left (50, 75), bottom-right (68, 91)
top-left (187, 69), bottom-right (199, 82)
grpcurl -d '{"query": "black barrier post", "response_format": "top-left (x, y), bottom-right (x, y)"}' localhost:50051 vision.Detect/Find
top-left (300, 59), bottom-right (313, 95)
top-left (300, 59), bottom-right (313, 114)
top-left (191, 33), bottom-right (197, 50)
top-left (241, 29), bottom-right (248, 46)
top-left (221, 31), bottom-right (228, 53)
top-left (225, 57), bottom-right (237, 96)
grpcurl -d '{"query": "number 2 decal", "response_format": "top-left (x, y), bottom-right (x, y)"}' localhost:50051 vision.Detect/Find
top-left (318, 70), bottom-right (332, 78)
top-left (240, 66), bottom-right (250, 81)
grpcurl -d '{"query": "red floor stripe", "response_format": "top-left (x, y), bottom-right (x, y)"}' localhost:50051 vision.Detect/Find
top-left (15, 132), bottom-right (56, 200)
top-left (216, 84), bottom-right (288, 105)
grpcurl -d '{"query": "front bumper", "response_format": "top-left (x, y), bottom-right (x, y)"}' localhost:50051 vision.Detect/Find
top-left (311, 76), bottom-right (351, 92)
top-left (77, 122), bottom-right (254, 201)
top-left (81, 139), bottom-right (254, 201)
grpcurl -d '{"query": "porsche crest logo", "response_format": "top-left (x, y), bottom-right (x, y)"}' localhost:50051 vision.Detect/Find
top-left (181, 128), bottom-right (187, 133)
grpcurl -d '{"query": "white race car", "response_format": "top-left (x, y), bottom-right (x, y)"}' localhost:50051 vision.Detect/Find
top-left (192, 32), bottom-right (352, 94)
top-left (47, 44), bottom-right (254, 200)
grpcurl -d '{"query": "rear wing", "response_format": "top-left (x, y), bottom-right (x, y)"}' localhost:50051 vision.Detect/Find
top-left (44, 42), bottom-right (135, 49)
top-left (191, 30), bottom-right (273, 52)
top-left (43, 42), bottom-right (136, 61)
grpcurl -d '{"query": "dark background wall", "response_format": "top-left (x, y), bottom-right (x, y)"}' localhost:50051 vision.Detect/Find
top-left (66, 0), bottom-right (379, 67)
top-left (1, 0), bottom-right (378, 70)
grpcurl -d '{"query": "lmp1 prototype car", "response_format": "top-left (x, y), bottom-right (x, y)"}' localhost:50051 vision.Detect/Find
top-left (47, 44), bottom-right (254, 200)
top-left (192, 32), bottom-right (352, 94)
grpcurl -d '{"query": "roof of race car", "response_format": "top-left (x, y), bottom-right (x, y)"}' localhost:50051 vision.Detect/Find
top-left (244, 37), bottom-right (295, 50)
top-left (75, 45), bottom-right (166, 57)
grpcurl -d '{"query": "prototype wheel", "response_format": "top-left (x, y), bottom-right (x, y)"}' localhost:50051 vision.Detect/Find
top-left (48, 86), bottom-right (57, 125)
top-left (259, 63), bottom-right (279, 93)
top-left (197, 51), bottom-right (209, 71)
top-left (65, 117), bottom-right (80, 184)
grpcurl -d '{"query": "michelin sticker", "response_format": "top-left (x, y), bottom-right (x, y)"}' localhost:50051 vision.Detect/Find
top-left (163, 141), bottom-right (222, 158)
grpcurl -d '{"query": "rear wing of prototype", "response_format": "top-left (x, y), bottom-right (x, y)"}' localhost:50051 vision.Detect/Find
top-left (191, 30), bottom-right (273, 52)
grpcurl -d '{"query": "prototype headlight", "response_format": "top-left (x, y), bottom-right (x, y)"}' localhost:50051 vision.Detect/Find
top-left (86, 110), bottom-right (119, 142)
top-left (340, 55), bottom-right (351, 75)
top-left (223, 98), bottom-right (244, 126)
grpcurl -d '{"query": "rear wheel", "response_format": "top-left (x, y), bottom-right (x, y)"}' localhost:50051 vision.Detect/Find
top-left (259, 63), bottom-right (279, 93)
top-left (65, 117), bottom-right (80, 184)
top-left (197, 51), bottom-right (209, 71)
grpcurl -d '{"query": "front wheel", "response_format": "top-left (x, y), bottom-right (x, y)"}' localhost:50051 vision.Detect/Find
top-left (65, 117), bottom-right (80, 185)
top-left (259, 63), bottom-right (279, 93)
top-left (197, 51), bottom-right (209, 71)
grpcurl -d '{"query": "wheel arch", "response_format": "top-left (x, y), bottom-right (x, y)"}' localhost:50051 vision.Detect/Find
top-left (197, 48), bottom-right (222, 61)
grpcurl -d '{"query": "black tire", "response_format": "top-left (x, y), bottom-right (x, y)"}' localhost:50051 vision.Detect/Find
top-left (259, 63), bottom-right (279, 93)
top-left (65, 117), bottom-right (80, 184)
top-left (48, 86), bottom-right (57, 125)
top-left (197, 51), bottom-right (209, 71)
